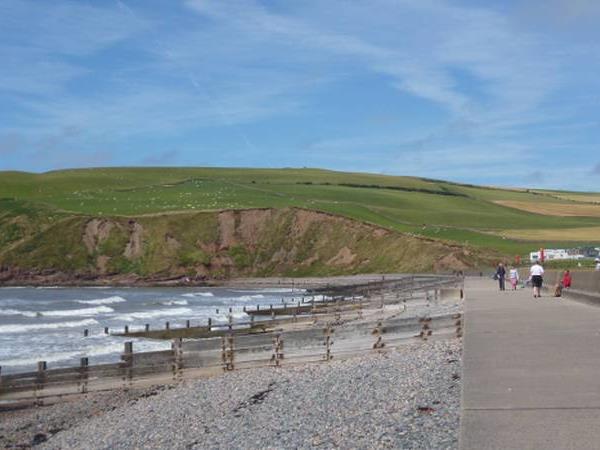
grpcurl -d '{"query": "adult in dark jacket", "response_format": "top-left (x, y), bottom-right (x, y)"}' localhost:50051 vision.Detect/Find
top-left (495, 263), bottom-right (506, 291)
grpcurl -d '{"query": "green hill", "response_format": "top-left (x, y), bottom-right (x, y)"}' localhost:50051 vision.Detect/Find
top-left (1, 167), bottom-right (599, 283)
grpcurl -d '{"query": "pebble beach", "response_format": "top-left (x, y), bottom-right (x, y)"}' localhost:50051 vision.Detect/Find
top-left (1, 338), bottom-right (462, 449)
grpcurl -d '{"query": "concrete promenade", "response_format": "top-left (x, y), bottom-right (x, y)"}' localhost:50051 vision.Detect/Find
top-left (460, 277), bottom-right (600, 450)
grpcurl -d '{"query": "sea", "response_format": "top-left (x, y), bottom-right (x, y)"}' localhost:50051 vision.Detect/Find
top-left (0, 286), bottom-right (310, 375)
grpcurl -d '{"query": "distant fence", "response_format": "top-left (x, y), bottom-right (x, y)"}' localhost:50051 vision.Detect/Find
top-left (0, 313), bottom-right (462, 406)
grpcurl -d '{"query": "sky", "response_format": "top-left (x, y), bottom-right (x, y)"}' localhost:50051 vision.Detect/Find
top-left (1, 0), bottom-right (599, 191)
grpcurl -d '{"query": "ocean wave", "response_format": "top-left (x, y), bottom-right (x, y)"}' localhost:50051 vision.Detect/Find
top-left (42, 306), bottom-right (115, 317)
top-left (114, 307), bottom-right (193, 321)
top-left (160, 299), bottom-right (188, 306)
top-left (76, 296), bottom-right (127, 305)
top-left (182, 292), bottom-right (214, 298)
top-left (0, 308), bottom-right (39, 318)
top-left (238, 294), bottom-right (266, 301)
top-left (0, 319), bottom-right (99, 334)
top-left (0, 350), bottom-right (83, 367)
top-left (0, 340), bottom-right (170, 370)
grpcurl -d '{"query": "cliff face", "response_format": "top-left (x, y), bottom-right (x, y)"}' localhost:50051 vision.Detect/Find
top-left (0, 207), bottom-right (493, 284)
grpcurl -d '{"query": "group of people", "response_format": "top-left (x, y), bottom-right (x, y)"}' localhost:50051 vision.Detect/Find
top-left (495, 261), bottom-right (573, 298)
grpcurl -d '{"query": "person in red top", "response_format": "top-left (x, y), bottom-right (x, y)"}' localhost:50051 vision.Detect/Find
top-left (562, 270), bottom-right (572, 289)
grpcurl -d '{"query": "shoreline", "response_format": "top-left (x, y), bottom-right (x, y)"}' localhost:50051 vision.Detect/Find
top-left (0, 273), bottom-right (411, 289)
top-left (1, 338), bottom-right (462, 449)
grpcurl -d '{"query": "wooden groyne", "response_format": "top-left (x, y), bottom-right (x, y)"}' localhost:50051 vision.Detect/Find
top-left (0, 275), bottom-right (465, 407)
top-left (0, 313), bottom-right (463, 406)
top-left (106, 276), bottom-right (462, 341)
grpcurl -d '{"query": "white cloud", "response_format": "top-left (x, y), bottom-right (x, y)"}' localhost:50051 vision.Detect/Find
top-left (1, 0), bottom-right (599, 189)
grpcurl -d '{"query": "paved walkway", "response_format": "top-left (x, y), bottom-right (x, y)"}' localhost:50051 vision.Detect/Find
top-left (460, 277), bottom-right (600, 450)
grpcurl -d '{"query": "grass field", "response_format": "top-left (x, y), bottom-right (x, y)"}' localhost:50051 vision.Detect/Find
top-left (500, 226), bottom-right (600, 242)
top-left (494, 201), bottom-right (600, 217)
top-left (1, 167), bottom-right (600, 261)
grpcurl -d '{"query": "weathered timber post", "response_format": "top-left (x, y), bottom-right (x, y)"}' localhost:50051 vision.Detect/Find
top-left (271, 334), bottom-right (284, 367)
top-left (372, 320), bottom-right (385, 350)
top-left (324, 327), bottom-right (334, 361)
top-left (35, 361), bottom-right (47, 406)
top-left (79, 357), bottom-right (89, 394)
top-left (121, 342), bottom-right (133, 390)
top-left (172, 338), bottom-right (184, 382)
top-left (221, 335), bottom-right (234, 371)
top-left (419, 318), bottom-right (432, 341)
top-left (454, 313), bottom-right (463, 338)
top-left (207, 318), bottom-right (212, 330)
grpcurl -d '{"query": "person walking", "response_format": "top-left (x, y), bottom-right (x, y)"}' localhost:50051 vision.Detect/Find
top-left (530, 260), bottom-right (544, 298)
top-left (509, 266), bottom-right (520, 290)
top-left (595, 258), bottom-right (600, 271)
top-left (495, 262), bottom-right (507, 291)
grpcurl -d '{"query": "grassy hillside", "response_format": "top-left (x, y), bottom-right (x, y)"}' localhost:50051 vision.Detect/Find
top-left (1, 167), bottom-right (599, 281)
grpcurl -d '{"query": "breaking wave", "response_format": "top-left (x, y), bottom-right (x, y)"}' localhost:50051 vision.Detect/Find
top-left (182, 292), bottom-right (214, 298)
top-left (114, 307), bottom-right (193, 322)
top-left (76, 296), bottom-right (127, 305)
top-left (42, 306), bottom-right (115, 317)
top-left (0, 319), bottom-right (99, 334)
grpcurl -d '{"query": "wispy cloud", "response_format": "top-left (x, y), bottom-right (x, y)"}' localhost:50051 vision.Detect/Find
top-left (0, 0), bottom-right (599, 189)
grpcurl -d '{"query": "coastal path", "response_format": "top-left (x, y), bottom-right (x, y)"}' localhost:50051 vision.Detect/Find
top-left (460, 277), bottom-right (600, 450)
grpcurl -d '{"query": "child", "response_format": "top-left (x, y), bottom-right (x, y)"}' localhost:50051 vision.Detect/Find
top-left (509, 266), bottom-right (520, 290)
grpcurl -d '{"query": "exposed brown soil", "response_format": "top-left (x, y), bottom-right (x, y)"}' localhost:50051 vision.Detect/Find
top-left (124, 221), bottom-right (144, 258)
top-left (82, 219), bottom-right (113, 253)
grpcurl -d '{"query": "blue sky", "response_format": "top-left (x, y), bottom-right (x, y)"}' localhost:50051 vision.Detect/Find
top-left (1, 0), bottom-right (599, 190)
